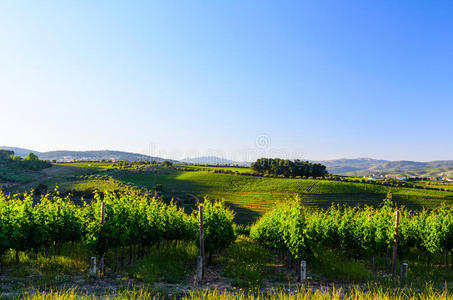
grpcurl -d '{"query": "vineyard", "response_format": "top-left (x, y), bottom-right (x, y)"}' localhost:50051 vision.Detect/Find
top-left (251, 194), bottom-right (453, 268)
top-left (0, 188), bottom-right (235, 274)
top-left (2, 163), bottom-right (453, 298)
top-left (117, 167), bottom-right (453, 223)
top-left (0, 186), bottom-right (452, 298)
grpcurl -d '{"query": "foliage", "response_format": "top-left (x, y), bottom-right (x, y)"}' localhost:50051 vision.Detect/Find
top-left (250, 197), bottom-right (313, 259)
top-left (183, 285), bottom-right (453, 300)
top-left (251, 196), bottom-right (453, 262)
top-left (234, 224), bottom-right (251, 236)
top-left (81, 189), bottom-right (197, 256)
top-left (251, 158), bottom-right (328, 178)
top-left (0, 150), bottom-right (51, 178)
top-left (15, 285), bottom-right (453, 300)
top-left (219, 237), bottom-right (273, 289)
top-left (128, 240), bottom-right (197, 283)
top-left (26, 152), bottom-right (39, 161)
top-left (118, 167), bottom-right (453, 224)
top-left (0, 188), bottom-right (241, 265)
top-left (161, 160), bottom-right (173, 168)
top-left (197, 199), bottom-right (235, 254)
top-left (0, 189), bottom-right (84, 259)
top-left (0, 149), bottom-right (14, 161)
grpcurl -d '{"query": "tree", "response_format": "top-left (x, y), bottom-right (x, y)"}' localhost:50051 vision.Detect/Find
top-left (0, 150), bottom-right (14, 161)
top-left (26, 152), bottom-right (39, 161)
top-left (161, 160), bottom-right (173, 167)
top-left (251, 158), bottom-right (328, 178)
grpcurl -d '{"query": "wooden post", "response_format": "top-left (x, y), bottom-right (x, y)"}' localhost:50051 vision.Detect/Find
top-left (400, 263), bottom-right (408, 279)
top-left (198, 205), bottom-right (205, 280)
top-left (89, 257), bottom-right (97, 277)
top-left (392, 210), bottom-right (399, 277)
top-left (99, 202), bottom-right (105, 277)
top-left (196, 255), bottom-right (203, 284)
top-left (300, 260), bottom-right (307, 283)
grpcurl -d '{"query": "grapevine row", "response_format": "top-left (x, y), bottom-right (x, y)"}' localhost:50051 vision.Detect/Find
top-left (0, 188), bottom-right (235, 265)
top-left (250, 194), bottom-right (453, 265)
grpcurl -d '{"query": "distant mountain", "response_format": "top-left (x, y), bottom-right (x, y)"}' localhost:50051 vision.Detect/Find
top-left (181, 156), bottom-right (251, 166)
top-left (316, 158), bottom-right (389, 174)
top-left (363, 160), bottom-right (453, 177)
top-left (2, 146), bottom-right (452, 177)
top-left (0, 146), bottom-right (37, 158)
top-left (318, 158), bottom-right (453, 178)
top-left (0, 146), bottom-right (172, 163)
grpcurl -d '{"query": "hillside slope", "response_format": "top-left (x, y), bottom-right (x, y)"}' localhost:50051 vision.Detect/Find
top-left (0, 146), bottom-right (172, 162)
top-left (317, 158), bottom-right (453, 177)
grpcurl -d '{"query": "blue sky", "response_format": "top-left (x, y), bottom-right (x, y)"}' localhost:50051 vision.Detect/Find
top-left (1, 1), bottom-right (452, 161)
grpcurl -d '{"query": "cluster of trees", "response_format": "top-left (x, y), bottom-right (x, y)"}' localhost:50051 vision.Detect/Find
top-left (251, 158), bottom-right (328, 178)
top-left (0, 150), bottom-right (14, 161)
top-left (0, 150), bottom-right (41, 162)
top-left (0, 188), bottom-right (235, 271)
top-left (250, 195), bottom-right (453, 268)
top-left (0, 150), bottom-right (51, 172)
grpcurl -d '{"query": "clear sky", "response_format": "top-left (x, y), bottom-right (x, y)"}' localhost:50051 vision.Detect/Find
top-left (1, 1), bottom-right (452, 162)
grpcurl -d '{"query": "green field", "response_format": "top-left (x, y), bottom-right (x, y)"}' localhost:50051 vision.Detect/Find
top-left (410, 180), bottom-right (453, 191)
top-left (118, 167), bottom-right (453, 223)
top-left (54, 162), bottom-right (114, 171)
top-left (5, 162), bottom-right (453, 224)
top-left (178, 164), bottom-right (252, 173)
top-left (2, 161), bottom-right (453, 297)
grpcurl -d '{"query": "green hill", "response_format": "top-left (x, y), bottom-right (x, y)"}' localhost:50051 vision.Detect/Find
top-left (319, 158), bottom-right (453, 177)
top-left (117, 166), bottom-right (453, 223)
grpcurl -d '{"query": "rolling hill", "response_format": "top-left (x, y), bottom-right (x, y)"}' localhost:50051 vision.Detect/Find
top-left (0, 146), bottom-right (172, 163)
top-left (316, 158), bottom-right (389, 174)
top-left (181, 156), bottom-right (250, 166)
top-left (2, 146), bottom-right (452, 177)
top-left (319, 158), bottom-right (453, 177)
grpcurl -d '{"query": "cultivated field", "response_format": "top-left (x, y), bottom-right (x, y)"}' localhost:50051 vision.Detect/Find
top-left (117, 165), bottom-right (453, 223)
top-left (7, 162), bottom-right (452, 224)
top-left (1, 161), bottom-right (453, 299)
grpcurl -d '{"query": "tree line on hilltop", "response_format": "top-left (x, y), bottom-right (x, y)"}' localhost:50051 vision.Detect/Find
top-left (0, 150), bottom-right (51, 171)
top-left (251, 158), bottom-right (328, 178)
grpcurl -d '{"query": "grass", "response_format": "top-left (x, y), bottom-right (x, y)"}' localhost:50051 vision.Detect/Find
top-left (58, 179), bottom-right (124, 193)
top-left (54, 162), bottom-right (117, 171)
top-left (411, 180), bottom-right (453, 192)
top-left (2, 243), bottom-right (90, 277)
top-left (117, 168), bottom-right (453, 224)
top-left (217, 236), bottom-right (289, 289)
top-left (125, 241), bottom-right (198, 284)
top-left (184, 286), bottom-right (453, 300)
top-left (18, 288), bottom-right (159, 300)
top-left (0, 168), bottom-right (36, 182)
top-left (0, 236), bottom-right (451, 298)
top-left (310, 247), bottom-right (374, 282)
top-left (16, 285), bottom-right (453, 299)
top-left (5, 162), bottom-right (453, 224)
